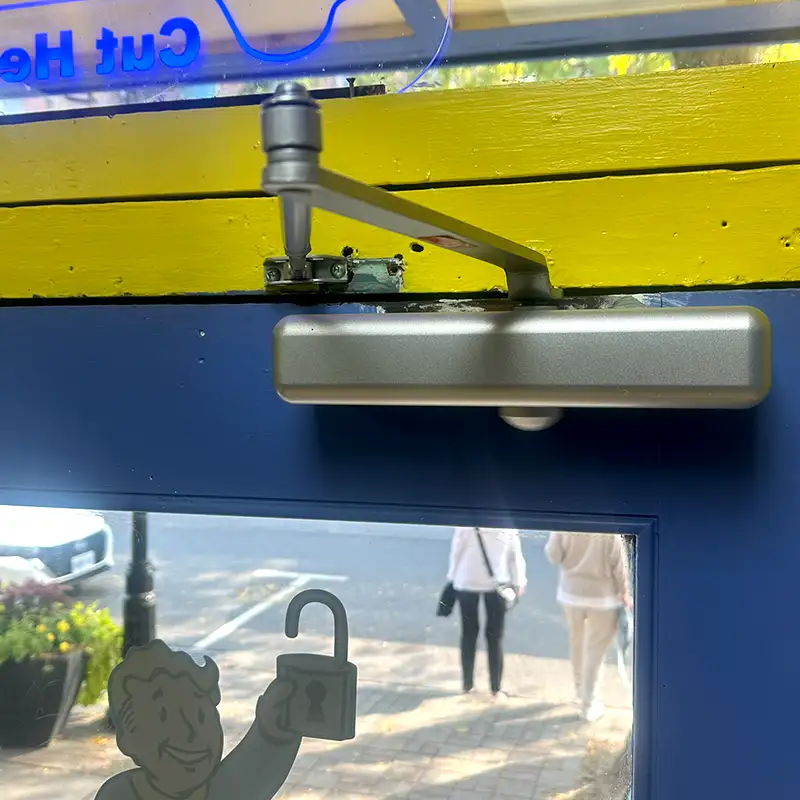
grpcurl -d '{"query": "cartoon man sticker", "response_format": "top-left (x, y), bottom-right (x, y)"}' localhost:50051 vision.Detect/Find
top-left (95, 640), bottom-right (301, 800)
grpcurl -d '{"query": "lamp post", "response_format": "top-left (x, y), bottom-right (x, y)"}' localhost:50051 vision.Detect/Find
top-left (122, 511), bottom-right (156, 656)
top-left (106, 511), bottom-right (156, 730)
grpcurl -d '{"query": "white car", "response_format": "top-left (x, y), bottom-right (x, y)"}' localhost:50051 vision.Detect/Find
top-left (0, 506), bottom-right (114, 585)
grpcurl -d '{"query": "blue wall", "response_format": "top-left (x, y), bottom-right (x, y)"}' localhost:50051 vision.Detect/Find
top-left (0, 288), bottom-right (794, 799)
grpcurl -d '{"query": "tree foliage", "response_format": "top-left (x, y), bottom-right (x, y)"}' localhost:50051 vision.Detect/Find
top-left (360, 42), bottom-right (800, 94)
top-left (8, 39), bottom-right (800, 116)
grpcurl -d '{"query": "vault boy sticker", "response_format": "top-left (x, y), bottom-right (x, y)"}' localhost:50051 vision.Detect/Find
top-left (96, 589), bottom-right (357, 800)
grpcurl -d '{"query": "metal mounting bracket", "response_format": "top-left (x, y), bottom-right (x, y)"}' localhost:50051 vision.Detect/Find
top-left (264, 254), bottom-right (405, 294)
top-left (265, 255), bottom-right (350, 288)
top-left (261, 82), bottom-right (560, 303)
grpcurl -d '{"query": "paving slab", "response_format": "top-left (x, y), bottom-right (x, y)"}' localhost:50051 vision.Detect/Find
top-left (0, 640), bottom-right (630, 800)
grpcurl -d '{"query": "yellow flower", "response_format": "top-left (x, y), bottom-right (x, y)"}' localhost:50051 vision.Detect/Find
top-left (47, 633), bottom-right (55, 642)
top-left (36, 624), bottom-right (47, 633)
top-left (59, 642), bottom-right (71, 653)
top-left (56, 620), bottom-right (70, 633)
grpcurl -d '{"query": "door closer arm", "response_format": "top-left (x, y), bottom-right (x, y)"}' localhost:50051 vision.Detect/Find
top-left (261, 82), bottom-right (559, 302)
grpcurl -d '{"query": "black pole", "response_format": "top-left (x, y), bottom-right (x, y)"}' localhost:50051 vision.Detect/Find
top-left (107, 511), bottom-right (157, 730)
top-left (122, 511), bottom-right (156, 657)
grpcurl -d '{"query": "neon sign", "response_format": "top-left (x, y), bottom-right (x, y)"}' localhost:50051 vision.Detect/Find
top-left (0, 0), bottom-right (351, 84)
top-left (0, 18), bottom-right (201, 83)
top-left (0, 0), bottom-right (451, 89)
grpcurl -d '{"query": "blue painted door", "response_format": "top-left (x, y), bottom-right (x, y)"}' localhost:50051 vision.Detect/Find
top-left (0, 288), bottom-right (793, 799)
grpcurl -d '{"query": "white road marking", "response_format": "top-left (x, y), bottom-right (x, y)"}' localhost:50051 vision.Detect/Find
top-left (190, 570), bottom-right (349, 651)
top-left (251, 568), bottom-right (348, 581)
top-left (191, 576), bottom-right (310, 650)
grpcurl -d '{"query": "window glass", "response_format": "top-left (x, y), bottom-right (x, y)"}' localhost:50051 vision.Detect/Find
top-left (0, 509), bottom-right (635, 799)
top-left (0, 0), bottom-right (798, 113)
top-left (446, 0), bottom-right (792, 28)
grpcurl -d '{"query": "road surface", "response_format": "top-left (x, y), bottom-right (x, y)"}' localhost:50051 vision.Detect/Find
top-left (86, 514), bottom-right (570, 666)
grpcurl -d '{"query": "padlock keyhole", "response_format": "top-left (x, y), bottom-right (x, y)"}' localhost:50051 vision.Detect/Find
top-left (305, 680), bottom-right (327, 723)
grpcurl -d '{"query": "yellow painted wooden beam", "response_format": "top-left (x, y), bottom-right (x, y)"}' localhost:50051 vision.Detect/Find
top-left (2, 60), bottom-right (800, 204)
top-left (1, 165), bottom-right (797, 299)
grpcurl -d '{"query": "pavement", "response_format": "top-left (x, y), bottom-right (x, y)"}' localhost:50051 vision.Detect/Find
top-left (0, 515), bottom-right (632, 799)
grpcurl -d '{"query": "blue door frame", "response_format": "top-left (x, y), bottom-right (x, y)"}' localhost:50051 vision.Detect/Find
top-left (0, 287), bottom-right (794, 799)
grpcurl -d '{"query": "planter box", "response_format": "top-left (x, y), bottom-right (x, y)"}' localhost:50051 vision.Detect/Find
top-left (0, 649), bottom-right (87, 748)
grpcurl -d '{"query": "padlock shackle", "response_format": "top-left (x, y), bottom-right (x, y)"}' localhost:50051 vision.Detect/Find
top-left (285, 588), bottom-right (349, 664)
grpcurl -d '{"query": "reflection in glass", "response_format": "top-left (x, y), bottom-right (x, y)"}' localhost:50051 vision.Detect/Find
top-left (443, 0), bottom-right (791, 29)
top-left (1, 0), bottom-right (798, 115)
top-left (0, 511), bottom-right (634, 799)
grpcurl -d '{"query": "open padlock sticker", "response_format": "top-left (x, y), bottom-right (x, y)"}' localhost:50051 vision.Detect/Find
top-left (276, 589), bottom-right (358, 741)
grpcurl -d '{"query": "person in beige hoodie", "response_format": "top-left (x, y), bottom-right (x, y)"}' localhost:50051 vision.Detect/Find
top-left (545, 532), bottom-right (632, 722)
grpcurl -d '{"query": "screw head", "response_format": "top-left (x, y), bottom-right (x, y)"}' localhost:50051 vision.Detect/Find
top-left (266, 268), bottom-right (282, 283)
top-left (330, 264), bottom-right (347, 280)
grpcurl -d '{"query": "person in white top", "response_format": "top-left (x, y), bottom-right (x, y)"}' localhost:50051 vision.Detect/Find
top-left (545, 532), bottom-right (632, 722)
top-left (447, 527), bottom-right (527, 698)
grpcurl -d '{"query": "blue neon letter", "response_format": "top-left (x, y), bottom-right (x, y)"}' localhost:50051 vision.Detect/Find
top-left (0, 48), bottom-right (32, 83)
top-left (34, 31), bottom-right (74, 80)
top-left (121, 34), bottom-right (156, 72)
top-left (96, 27), bottom-right (118, 75)
top-left (159, 17), bottom-right (200, 69)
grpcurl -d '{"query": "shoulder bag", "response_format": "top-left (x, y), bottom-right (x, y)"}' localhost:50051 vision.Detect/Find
top-left (437, 530), bottom-right (463, 617)
top-left (475, 528), bottom-right (519, 611)
top-left (436, 581), bottom-right (457, 617)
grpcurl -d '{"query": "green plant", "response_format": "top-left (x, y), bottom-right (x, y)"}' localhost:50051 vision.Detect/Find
top-left (0, 581), bottom-right (122, 706)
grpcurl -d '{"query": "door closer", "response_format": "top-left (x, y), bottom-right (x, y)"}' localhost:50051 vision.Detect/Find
top-left (261, 83), bottom-right (771, 429)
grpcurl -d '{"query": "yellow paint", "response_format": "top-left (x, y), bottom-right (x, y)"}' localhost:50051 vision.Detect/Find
top-left (3, 60), bottom-right (800, 297)
top-left (2, 165), bottom-right (799, 298)
top-left (3, 60), bottom-right (800, 204)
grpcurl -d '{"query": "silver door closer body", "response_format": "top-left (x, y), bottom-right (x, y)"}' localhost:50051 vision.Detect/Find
top-left (261, 83), bottom-right (772, 428)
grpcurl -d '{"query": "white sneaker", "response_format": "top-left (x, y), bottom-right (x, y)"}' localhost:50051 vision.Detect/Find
top-left (582, 701), bottom-right (605, 722)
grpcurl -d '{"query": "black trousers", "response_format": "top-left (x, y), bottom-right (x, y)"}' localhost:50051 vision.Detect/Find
top-left (456, 590), bottom-right (507, 693)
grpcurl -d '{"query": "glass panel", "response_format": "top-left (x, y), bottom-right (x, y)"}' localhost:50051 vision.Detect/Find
top-left (0, 0), bottom-right (413, 65)
top-left (446, 0), bottom-right (783, 29)
top-left (0, 509), bottom-right (635, 799)
top-left (0, 0), bottom-right (447, 104)
top-left (0, 0), bottom-right (798, 109)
